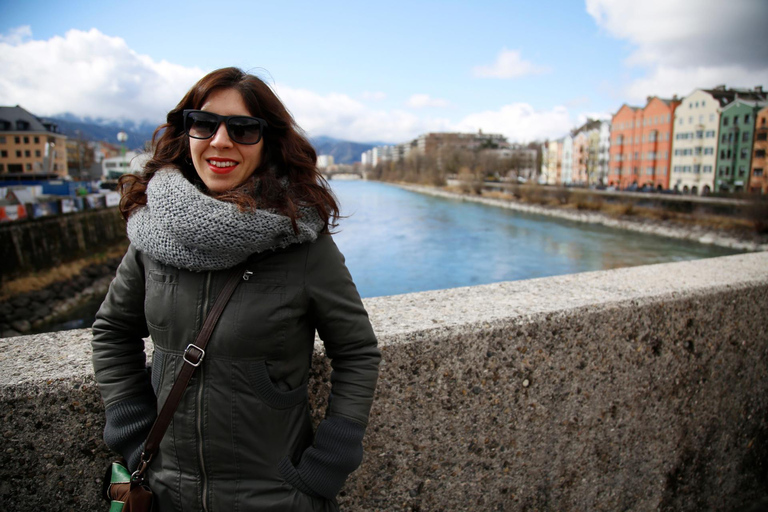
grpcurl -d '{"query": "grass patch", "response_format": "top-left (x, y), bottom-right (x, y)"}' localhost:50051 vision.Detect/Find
top-left (0, 240), bottom-right (128, 301)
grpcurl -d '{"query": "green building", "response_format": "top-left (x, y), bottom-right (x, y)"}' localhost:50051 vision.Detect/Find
top-left (715, 99), bottom-right (768, 193)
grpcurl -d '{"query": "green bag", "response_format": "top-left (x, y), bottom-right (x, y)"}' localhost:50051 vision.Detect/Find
top-left (102, 460), bottom-right (153, 512)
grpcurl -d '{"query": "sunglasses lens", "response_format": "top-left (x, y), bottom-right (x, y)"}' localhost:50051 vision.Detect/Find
top-left (227, 117), bottom-right (262, 144)
top-left (186, 112), bottom-right (219, 139)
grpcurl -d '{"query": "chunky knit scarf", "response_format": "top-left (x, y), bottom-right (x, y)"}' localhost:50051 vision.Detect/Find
top-left (126, 168), bottom-right (324, 271)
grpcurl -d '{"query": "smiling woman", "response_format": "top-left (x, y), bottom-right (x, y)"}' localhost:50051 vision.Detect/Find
top-left (92, 67), bottom-right (380, 512)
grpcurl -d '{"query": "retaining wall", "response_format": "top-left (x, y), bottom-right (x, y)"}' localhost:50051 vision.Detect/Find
top-left (0, 207), bottom-right (127, 280)
top-left (1, 252), bottom-right (767, 511)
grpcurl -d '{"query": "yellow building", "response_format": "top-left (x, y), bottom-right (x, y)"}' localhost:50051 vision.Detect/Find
top-left (0, 106), bottom-right (68, 177)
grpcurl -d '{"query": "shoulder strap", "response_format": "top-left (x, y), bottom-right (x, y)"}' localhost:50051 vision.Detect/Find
top-left (131, 262), bottom-right (248, 483)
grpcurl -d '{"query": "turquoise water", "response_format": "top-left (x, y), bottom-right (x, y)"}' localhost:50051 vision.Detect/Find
top-left (329, 180), bottom-right (742, 298)
top-left (36, 179), bottom-right (742, 333)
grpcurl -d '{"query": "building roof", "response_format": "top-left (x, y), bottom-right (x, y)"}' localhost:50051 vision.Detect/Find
top-left (0, 105), bottom-right (62, 134)
top-left (720, 97), bottom-right (768, 111)
top-left (699, 86), bottom-right (767, 107)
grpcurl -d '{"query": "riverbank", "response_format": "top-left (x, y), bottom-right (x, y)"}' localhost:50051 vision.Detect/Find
top-left (398, 184), bottom-right (768, 252)
top-left (0, 242), bottom-right (127, 338)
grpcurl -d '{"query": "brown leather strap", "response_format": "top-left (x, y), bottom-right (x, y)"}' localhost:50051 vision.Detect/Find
top-left (132, 263), bottom-right (247, 481)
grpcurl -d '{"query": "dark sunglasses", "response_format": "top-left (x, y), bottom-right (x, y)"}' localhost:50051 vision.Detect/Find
top-left (183, 109), bottom-right (268, 145)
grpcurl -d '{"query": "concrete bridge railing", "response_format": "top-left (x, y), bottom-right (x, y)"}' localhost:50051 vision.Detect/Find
top-left (1, 252), bottom-right (767, 511)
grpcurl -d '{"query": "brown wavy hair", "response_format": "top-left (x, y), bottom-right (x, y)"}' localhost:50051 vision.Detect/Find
top-left (119, 67), bottom-right (338, 233)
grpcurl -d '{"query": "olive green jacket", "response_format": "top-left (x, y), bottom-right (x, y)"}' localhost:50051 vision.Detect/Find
top-left (92, 235), bottom-right (380, 511)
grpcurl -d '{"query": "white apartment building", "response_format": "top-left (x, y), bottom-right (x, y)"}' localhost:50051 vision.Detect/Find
top-left (669, 89), bottom-right (723, 194)
top-left (598, 120), bottom-right (611, 186)
top-left (561, 135), bottom-right (573, 185)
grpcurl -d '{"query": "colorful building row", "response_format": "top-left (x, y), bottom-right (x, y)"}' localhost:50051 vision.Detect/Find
top-left (545, 85), bottom-right (767, 194)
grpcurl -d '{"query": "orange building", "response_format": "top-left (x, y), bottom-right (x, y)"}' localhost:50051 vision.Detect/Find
top-left (609, 105), bottom-right (641, 188)
top-left (609, 97), bottom-right (680, 189)
top-left (750, 106), bottom-right (768, 194)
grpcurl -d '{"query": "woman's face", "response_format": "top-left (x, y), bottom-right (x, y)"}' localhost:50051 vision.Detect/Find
top-left (189, 88), bottom-right (265, 193)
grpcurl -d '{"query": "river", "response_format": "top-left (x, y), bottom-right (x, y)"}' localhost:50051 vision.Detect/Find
top-left (39, 179), bottom-right (742, 332)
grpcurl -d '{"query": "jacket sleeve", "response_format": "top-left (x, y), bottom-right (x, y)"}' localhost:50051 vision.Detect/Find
top-left (280, 234), bottom-right (381, 499)
top-left (92, 244), bottom-right (156, 470)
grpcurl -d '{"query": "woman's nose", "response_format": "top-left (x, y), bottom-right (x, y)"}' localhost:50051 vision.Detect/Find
top-left (210, 122), bottom-right (233, 148)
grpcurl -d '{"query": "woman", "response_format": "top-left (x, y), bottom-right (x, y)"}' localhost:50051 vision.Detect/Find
top-left (92, 67), bottom-right (380, 511)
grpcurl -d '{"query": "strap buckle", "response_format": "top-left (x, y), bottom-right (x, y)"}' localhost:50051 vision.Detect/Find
top-left (131, 453), bottom-right (153, 484)
top-left (183, 344), bottom-right (205, 367)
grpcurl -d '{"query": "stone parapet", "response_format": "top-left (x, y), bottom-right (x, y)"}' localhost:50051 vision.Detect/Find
top-left (1, 252), bottom-right (767, 510)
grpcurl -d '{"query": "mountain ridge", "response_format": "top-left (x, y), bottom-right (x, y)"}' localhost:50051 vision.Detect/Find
top-left (46, 114), bottom-right (377, 164)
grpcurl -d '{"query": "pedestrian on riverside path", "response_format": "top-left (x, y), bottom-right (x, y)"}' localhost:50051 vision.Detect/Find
top-left (92, 66), bottom-right (381, 511)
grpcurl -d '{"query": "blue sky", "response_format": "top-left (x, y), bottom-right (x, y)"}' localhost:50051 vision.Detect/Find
top-left (1, 0), bottom-right (766, 144)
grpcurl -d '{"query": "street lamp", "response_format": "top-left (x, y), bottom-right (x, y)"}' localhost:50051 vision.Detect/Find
top-left (117, 131), bottom-right (128, 179)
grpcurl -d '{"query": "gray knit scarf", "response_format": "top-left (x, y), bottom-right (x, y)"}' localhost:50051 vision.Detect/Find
top-left (126, 168), bottom-right (324, 271)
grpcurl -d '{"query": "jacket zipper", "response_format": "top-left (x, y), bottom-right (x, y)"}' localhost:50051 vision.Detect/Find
top-left (198, 272), bottom-right (212, 512)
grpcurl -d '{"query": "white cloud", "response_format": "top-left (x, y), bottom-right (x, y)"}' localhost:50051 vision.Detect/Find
top-left (586, 0), bottom-right (768, 100)
top-left (273, 85), bottom-right (450, 143)
top-left (454, 103), bottom-right (573, 143)
top-left (0, 25), bottom-right (32, 45)
top-left (626, 65), bottom-right (768, 102)
top-left (0, 27), bottom-right (204, 123)
top-left (360, 91), bottom-right (387, 101)
top-left (473, 49), bottom-right (550, 79)
top-left (407, 94), bottom-right (449, 109)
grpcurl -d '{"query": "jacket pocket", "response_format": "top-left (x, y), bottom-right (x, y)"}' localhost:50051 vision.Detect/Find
top-left (246, 360), bottom-right (307, 409)
top-left (144, 268), bottom-right (178, 331)
top-left (228, 270), bottom-right (288, 348)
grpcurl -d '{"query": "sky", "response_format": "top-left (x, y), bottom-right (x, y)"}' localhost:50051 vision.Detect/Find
top-left (0, 0), bottom-right (766, 145)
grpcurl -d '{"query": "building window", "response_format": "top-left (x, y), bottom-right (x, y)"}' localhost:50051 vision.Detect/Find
top-left (734, 116), bottom-right (740, 126)
top-left (741, 148), bottom-right (748, 159)
top-left (745, 114), bottom-right (751, 124)
top-left (705, 130), bottom-right (715, 138)
top-left (0, 136), bottom-right (5, 143)
top-left (34, 136), bottom-right (39, 144)
top-left (757, 149), bottom-right (767, 158)
top-left (0, 150), bottom-right (6, 157)
top-left (695, 147), bottom-right (702, 155)
top-left (755, 168), bottom-right (764, 177)
top-left (646, 167), bottom-right (654, 175)
top-left (704, 147), bottom-right (714, 155)
top-left (757, 132), bottom-right (767, 141)
top-left (709, 113), bottom-right (714, 121)
top-left (14, 136), bottom-right (20, 144)
top-left (739, 166), bottom-right (746, 176)
top-left (742, 131), bottom-right (750, 142)
top-left (719, 167), bottom-right (724, 176)
top-left (0, 164), bottom-right (3, 172)
top-left (35, 149), bottom-right (41, 157)
top-left (23, 136), bottom-right (29, 144)
top-left (703, 165), bottom-right (712, 173)
top-left (723, 117), bottom-right (729, 126)
top-left (689, 116), bottom-right (693, 124)
top-left (24, 150), bottom-right (30, 157)
top-left (694, 164), bottom-right (701, 174)
top-left (25, 163), bottom-right (32, 171)
top-left (15, 150), bottom-right (21, 157)
top-left (721, 134), bottom-right (727, 143)
top-left (684, 166), bottom-right (692, 173)
top-left (53, 163), bottom-right (58, 171)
